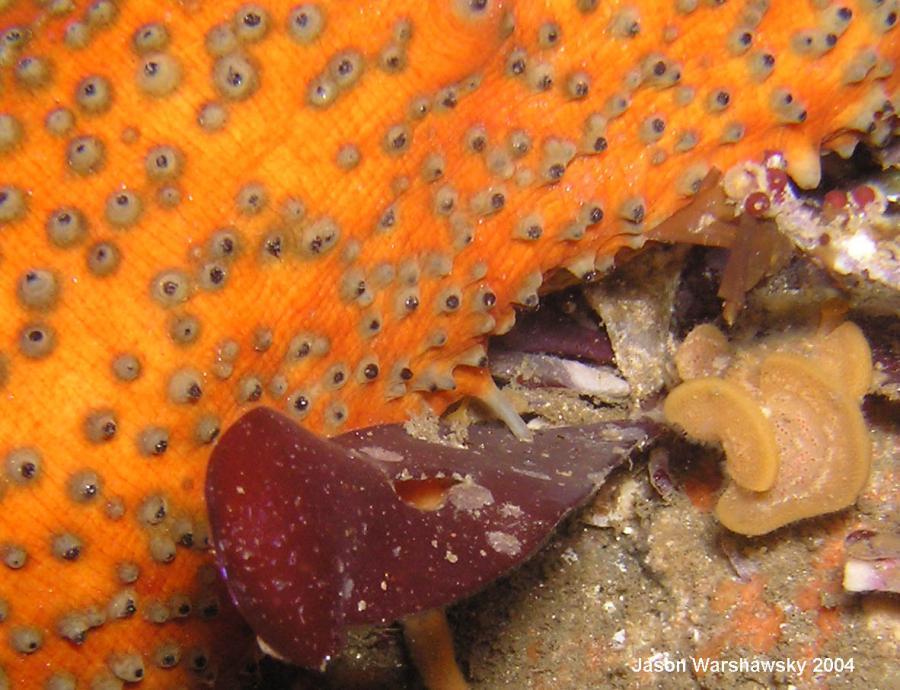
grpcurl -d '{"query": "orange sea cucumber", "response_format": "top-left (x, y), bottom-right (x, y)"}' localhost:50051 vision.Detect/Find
top-left (0, 0), bottom-right (897, 687)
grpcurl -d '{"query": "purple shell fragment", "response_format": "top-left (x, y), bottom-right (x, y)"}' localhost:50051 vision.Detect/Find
top-left (844, 558), bottom-right (900, 594)
top-left (206, 408), bottom-right (655, 669)
top-left (858, 316), bottom-right (900, 399)
top-left (843, 530), bottom-right (900, 594)
top-left (647, 447), bottom-right (676, 501)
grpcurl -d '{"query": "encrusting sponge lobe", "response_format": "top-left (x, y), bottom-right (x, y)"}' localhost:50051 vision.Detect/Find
top-left (0, 0), bottom-right (897, 686)
top-left (667, 322), bottom-right (875, 537)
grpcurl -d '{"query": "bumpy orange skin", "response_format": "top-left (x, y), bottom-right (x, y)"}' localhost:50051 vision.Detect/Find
top-left (0, 0), bottom-right (897, 687)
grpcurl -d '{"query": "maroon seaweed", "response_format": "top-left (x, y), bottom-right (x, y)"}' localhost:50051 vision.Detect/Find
top-left (206, 408), bottom-right (654, 669)
top-left (491, 293), bottom-right (614, 365)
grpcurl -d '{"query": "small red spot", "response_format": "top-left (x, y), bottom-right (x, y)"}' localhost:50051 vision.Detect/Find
top-left (850, 185), bottom-right (876, 209)
top-left (823, 190), bottom-right (848, 213)
top-left (744, 191), bottom-right (771, 217)
top-left (766, 169), bottom-right (789, 196)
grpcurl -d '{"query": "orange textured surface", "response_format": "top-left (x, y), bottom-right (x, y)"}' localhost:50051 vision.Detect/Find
top-left (0, 0), bottom-right (897, 687)
top-left (701, 574), bottom-right (785, 659)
